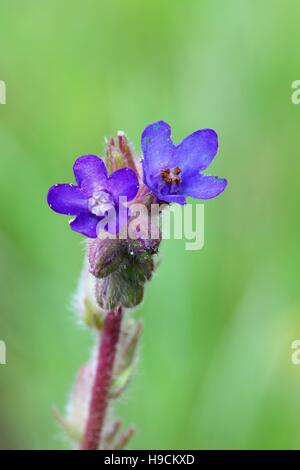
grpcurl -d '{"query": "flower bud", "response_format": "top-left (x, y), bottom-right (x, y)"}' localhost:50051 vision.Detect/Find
top-left (95, 253), bottom-right (155, 310)
top-left (95, 271), bottom-right (144, 310)
top-left (95, 272), bottom-right (122, 311)
top-left (117, 131), bottom-right (137, 173)
top-left (105, 132), bottom-right (138, 174)
top-left (89, 238), bottom-right (125, 279)
top-left (128, 237), bottom-right (160, 257)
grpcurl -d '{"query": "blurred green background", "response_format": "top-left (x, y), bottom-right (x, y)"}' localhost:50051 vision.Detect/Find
top-left (0, 0), bottom-right (300, 450)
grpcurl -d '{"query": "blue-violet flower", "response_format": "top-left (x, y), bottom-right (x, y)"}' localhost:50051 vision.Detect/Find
top-left (47, 155), bottom-right (139, 238)
top-left (141, 121), bottom-right (227, 204)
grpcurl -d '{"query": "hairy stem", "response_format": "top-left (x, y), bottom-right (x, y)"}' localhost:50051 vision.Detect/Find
top-left (81, 306), bottom-right (123, 450)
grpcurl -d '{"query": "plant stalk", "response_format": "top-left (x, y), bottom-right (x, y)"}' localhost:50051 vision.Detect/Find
top-left (81, 306), bottom-right (123, 450)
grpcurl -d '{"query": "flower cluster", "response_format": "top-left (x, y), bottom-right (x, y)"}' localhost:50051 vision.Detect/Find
top-left (47, 121), bottom-right (227, 238)
top-left (48, 122), bottom-right (227, 450)
top-left (47, 121), bottom-right (227, 310)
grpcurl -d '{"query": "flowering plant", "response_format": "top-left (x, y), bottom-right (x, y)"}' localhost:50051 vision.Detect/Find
top-left (48, 122), bottom-right (227, 450)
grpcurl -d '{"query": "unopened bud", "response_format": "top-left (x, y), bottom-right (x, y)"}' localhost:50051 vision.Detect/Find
top-left (128, 237), bottom-right (160, 256)
top-left (95, 271), bottom-right (144, 310)
top-left (105, 132), bottom-right (138, 174)
top-left (117, 131), bottom-right (137, 173)
top-left (105, 137), bottom-right (122, 173)
top-left (95, 252), bottom-right (155, 310)
top-left (89, 238), bottom-right (125, 278)
top-left (95, 272), bottom-right (121, 310)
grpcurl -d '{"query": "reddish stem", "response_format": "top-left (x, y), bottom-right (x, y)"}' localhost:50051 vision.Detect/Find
top-left (81, 306), bottom-right (123, 450)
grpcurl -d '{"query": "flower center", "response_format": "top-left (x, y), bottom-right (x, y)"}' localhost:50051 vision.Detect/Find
top-left (88, 190), bottom-right (114, 216)
top-left (160, 166), bottom-right (182, 185)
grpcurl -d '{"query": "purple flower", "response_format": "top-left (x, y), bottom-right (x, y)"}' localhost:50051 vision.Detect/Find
top-left (141, 121), bottom-right (227, 204)
top-left (47, 155), bottom-right (139, 238)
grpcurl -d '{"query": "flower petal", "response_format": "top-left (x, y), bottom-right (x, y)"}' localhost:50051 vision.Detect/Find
top-left (181, 174), bottom-right (227, 199)
top-left (141, 121), bottom-right (174, 173)
top-left (70, 213), bottom-right (100, 238)
top-left (47, 184), bottom-right (89, 215)
top-left (174, 129), bottom-right (218, 176)
top-left (73, 155), bottom-right (108, 194)
top-left (159, 194), bottom-right (186, 205)
top-left (107, 168), bottom-right (139, 202)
